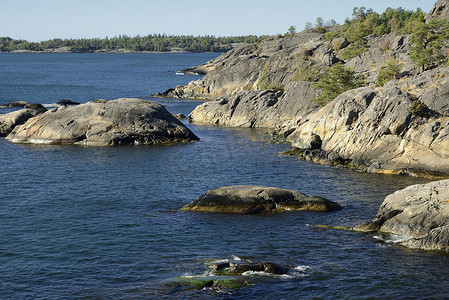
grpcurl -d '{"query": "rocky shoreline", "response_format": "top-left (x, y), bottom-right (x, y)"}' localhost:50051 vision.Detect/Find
top-left (159, 0), bottom-right (449, 252)
top-left (353, 179), bottom-right (449, 252)
top-left (158, 1), bottom-right (449, 178)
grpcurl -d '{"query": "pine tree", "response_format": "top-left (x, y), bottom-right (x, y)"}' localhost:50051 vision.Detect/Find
top-left (410, 18), bottom-right (449, 71)
top-left (312, 62), bottom-right (365, 106)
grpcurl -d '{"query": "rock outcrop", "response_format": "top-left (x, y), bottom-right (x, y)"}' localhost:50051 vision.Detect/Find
top-left (189, 82), bottom-right (318, 128)
top-left (0, 108), bottom-right (44, 137)
top-left (159, 1), bottom-right (449, 176)
top-left (354, 179), bottom-right (449, 252)
top-left (287, 72), bottom-right (449, 175)
top-left (6, 98), bottom-right (199, 146)
top-left (181, 185), bottom-right (342, 214)
top-left (0, 103), bottom-right (47, 136)
top-left (426, 0), bottom-right (449, 22)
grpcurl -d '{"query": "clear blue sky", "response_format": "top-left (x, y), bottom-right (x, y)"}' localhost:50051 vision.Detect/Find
top-left (0, 0), bottom-right (435, 42)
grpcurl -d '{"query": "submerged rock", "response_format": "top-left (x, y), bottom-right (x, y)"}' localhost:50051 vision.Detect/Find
top-left (353, 179), bottom-right (449, 252)
top-left (6, 98), bottom-right (199, 146)
top-left (181, 185), bottom-right (342, 213)
top-left (208, 260), bottom-right (288, 275)
top-left (167, 257), bottom-right (294, 291)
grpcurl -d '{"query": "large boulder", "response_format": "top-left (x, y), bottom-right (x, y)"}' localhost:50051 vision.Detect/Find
top-left (354, 179), bottom-right (449, 252)
top-left (0, 106), bottom-right (46, 136)
top-left (181, 185), bottom-right (342, 214)
top-left (6, 98), bottom-right (199, 146)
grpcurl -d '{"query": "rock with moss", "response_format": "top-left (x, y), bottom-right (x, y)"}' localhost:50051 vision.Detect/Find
top-left (6, 98), bottom-right (199, 146)
top-left (167, 257), bottom-right (290, 291)
top-left (181, 185), bottom-right (342, 214)
top-left (353, 179), bottom-right (449, 252)
top-left (208, 260), bottom-right (288, 275)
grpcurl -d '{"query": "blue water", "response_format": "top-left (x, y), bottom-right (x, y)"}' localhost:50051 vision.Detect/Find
top-left (1, 53), bottom-right (449, 299)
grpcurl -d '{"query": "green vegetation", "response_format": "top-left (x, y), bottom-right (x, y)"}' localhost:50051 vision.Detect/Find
top-left (410, 99), bottom-right (430, 117)
top-left (314, 7), bottom-right (426, 60)
top-left (0, 35), bottom-right (260, 53)
top-left (285, 25), bottom-right (297, 37)
top-left (312, 62), bottom-right (365, 106)
top-left (258, 63), bottom-right (283, 91)
top-left (376, 58), bottom-right (402, 86)
top-left (258, 65), bottom-right (274, 90)
top-left (410, 19), bottom-right (449, 71)
top-left (291, 59), bottom-right (320, 82)
top-left (305, 18), bottom-right (337, 33)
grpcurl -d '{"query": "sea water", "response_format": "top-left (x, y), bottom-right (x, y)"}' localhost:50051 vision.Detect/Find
top-left (1, 53), bottom-right (448, 299)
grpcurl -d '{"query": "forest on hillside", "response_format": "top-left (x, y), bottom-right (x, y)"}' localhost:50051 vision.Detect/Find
top-left (0, 34), bottom-right (261, 53)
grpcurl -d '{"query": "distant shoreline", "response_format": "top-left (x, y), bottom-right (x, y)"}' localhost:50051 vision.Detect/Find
top-left (1, 49), bottom-right (220, 54)
top-left (0, 35), bottom-right (261, 54)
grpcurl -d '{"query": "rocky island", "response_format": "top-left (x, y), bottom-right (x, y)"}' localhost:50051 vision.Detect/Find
top-left (3, 98), bottom-right (198, 146)
top-left (182, 185), bottom-right (342, 214)
top-left (160, 0), bottom-right (449, 177)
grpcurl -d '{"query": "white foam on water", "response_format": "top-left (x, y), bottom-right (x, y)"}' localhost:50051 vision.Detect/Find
top-left (293, 265), bottom-right (311, 272)
top-left (372, 233), bottom-right (412, 243)
top-left (286, 265), bottom-right (311, 278)
top-left (229, 255), bottom-right (242, 261)
top-left (241, 271), bottom-right (274, 277)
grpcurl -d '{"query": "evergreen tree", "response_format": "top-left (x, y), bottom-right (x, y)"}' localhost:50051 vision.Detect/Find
top-left (312, 62), bottom-right (365, 106)
top-left (410, 18), bottom-right (449, 71)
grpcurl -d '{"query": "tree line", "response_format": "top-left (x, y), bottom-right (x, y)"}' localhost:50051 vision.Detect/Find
top-left (0, 34), bottom-right (261, 53)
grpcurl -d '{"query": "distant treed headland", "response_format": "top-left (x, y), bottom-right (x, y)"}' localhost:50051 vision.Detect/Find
top-left (0, 34), bottom-right (261, 53)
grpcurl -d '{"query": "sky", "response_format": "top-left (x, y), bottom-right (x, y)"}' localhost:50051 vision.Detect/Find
top-left (0, 0), bottom-right (435, 42)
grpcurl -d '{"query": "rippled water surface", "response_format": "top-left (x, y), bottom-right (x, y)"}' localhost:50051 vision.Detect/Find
top-left (1, 53), bottom-right (448, 299)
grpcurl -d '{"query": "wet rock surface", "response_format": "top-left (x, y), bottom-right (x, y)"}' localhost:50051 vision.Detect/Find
top-left (181, 185), bottom-right (342, 214)
top-left (354, 179), bottom-right (449, 252)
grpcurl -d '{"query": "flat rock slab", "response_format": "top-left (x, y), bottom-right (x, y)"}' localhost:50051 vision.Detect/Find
top-left (181, 185), bottom-right (342, 214)
top-left (6, 98), bottom-right (199, 146)
top-left (354, 179), bottom-right (449, 252)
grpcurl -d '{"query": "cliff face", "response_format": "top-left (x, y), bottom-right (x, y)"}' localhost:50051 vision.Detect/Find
top-left (160, 1), bottom-right (449, 176)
